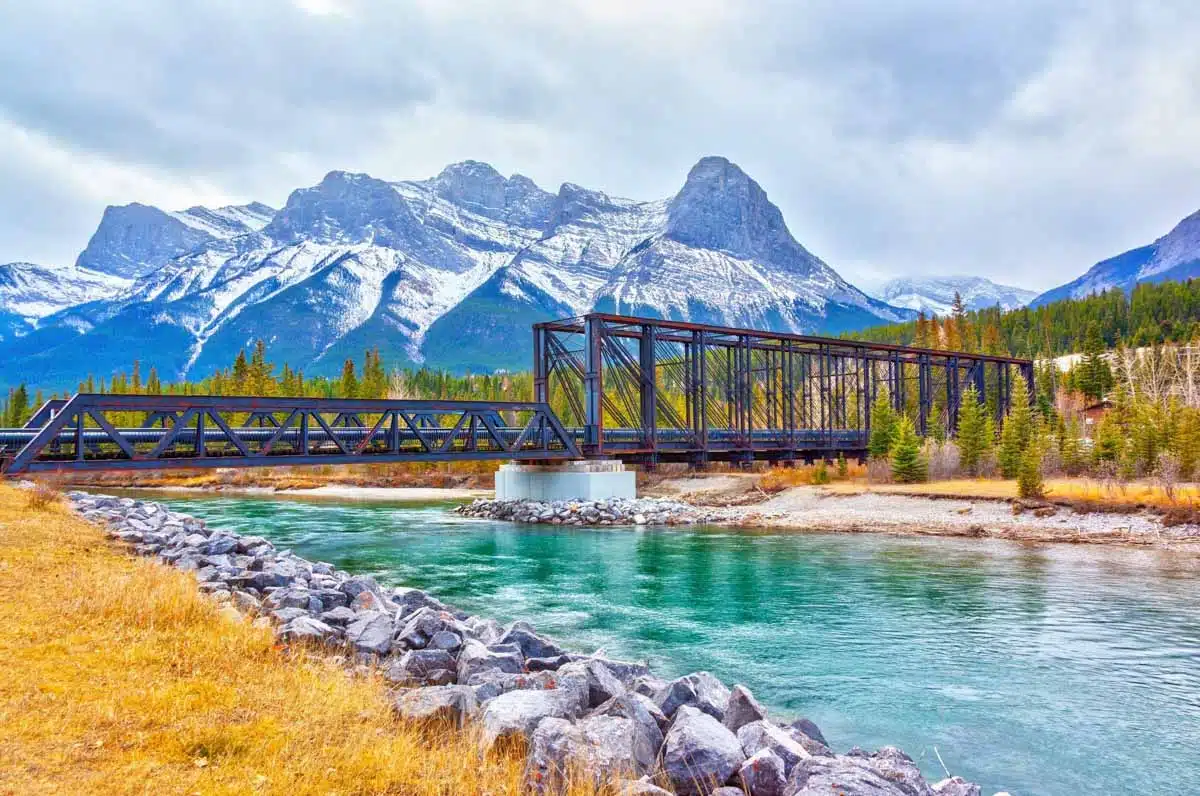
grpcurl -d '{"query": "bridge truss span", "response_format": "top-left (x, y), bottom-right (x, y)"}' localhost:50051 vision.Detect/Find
top-left (534, 313), bottom-right (1033, 465)
top-left (0, 394), bottom-right (580, 475)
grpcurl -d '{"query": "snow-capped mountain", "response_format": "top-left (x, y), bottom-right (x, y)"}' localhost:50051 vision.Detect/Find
top-left (76, 201), bottom-right (274, 278)
top-left (1031, 207), bottom-right (1200, 307)
top-left (871, 275), bottom-right (1036, 316)
top-left (0, 262), bottom-right (131, 341)
top-left (0, 157), bottom-right (911, 389)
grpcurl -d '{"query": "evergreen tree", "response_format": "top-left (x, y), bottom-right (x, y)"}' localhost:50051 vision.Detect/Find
top-left (1017, 437), bottom-right (1045, 498)
top-left (955, 385), bottom-right (989, 475)
top-left (146, 367), bottom-right (161, 394)
top-left (338, 359), bottom-right (359, 398)
top-left (890, 416), bottom-right (928, 483)
top-left (998, 385), bottom-right (1033, 478)
top-left (1075, 323), bottom-right (1113, 401)
top-left (8, 384), bottom-right (29, 427)
top-left (868, 392), bottom-right (898, 459)
top-left (232, 349), bottom-right (250, 392)
top-left (1060, 417), bottom-right (1085, 476)
top-left (836, 452), bottom-right (849, 479)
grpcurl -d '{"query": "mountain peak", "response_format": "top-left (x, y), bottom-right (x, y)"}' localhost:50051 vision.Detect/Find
top-left (666, 156), bottom-right (801, 264)
top-left (266, 171), bottom-right (423, 246)
top-left (431, 160), bottom-right (553, 228)
top-left (75, 202), bottom-right (217, 278)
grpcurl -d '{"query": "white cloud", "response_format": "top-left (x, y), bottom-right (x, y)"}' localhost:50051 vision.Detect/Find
top-left (0, 0), bottom-right (1198, 291)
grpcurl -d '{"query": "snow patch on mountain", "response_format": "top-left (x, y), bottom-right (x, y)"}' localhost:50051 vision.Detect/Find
top-left (872, 275), bottom-right (1036, 316)
top-left (0, 261), bottom-right (131, 323)
top-left (1032, 207), bottom-right (1200, 307)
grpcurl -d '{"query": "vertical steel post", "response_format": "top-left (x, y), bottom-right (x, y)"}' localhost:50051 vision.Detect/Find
top-left (584, 315), bottom-right (604, 454)
top-left (533, 325), bottom-right (547, 404)
top-left (639, 323), bottom-right (657, 451)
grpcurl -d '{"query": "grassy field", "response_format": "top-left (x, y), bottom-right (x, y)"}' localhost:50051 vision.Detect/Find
top-left (0, 483), bottom-right (604, 795)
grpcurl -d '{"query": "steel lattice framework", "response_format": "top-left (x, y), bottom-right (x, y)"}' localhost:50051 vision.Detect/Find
top-left (534, 313), bottom-right (1034, 465)
top-left (0, 394), bottom-right (579, 475)
top-left (0, 314), bottom-right (1032, 475)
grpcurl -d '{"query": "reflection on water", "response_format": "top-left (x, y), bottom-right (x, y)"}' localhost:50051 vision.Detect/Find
top-left (138, 492), bottom-right (1200, 796)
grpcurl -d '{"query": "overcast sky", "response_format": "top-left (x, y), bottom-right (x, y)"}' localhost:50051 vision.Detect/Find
top-left (2, 0), bottom-right (1199, 291)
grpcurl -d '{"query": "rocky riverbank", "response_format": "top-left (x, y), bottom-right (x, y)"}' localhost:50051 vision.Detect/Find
top-left (455, 497), bottom-right (723, 526)
top-left (69, 490), bottom-right (992, 796)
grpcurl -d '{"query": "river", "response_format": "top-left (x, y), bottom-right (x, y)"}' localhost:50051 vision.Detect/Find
top-left (142, 492), bottom-right (1200, 796)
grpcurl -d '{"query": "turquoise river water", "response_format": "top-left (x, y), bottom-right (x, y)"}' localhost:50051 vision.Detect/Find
top-left (146, 493), bottom-right (1200, 796)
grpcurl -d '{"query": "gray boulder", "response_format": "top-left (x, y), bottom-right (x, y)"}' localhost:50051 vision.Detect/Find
top-left (850, 747), bottom-right (935, 796)
top-left (392, 586), bottom-right (450, 618)
top-left (660, 705), bottom-right (746, 796)
top-left (340, 574), bottom-right (383, 601)
top-left (345, 611), bottom-right (394, 656)
top-left (785, 749), bottom-right (934, 796)
top-left (467, 670), bottom-right (559, 703)
top-left (932, 777), bottom-right (981, 796)
top-left (591, 692), bottom-right (667, 748)
top-left (386, 649), bottom-right (458, 685)
top-left (657, 671), bottom-right (731, 721)
top-left (558, 659), bottom-right (626, 708)
top-left (788, 718), bottom-right (828, 749)
top-left (527, 718), bottom-right (586, 792)
top-left (393, 685), bottom-right (477, 726)
top-left (500, 622), bottom-right (567, 659)
top-left (738, 721), bottom-right (811, 776)
top-left (278, 616), bottom-right (336, 644)
top-left (617, 779), bottom-right (673, 795)
top-left (579, 713), bottom-right (660, 777)
top-left (395, 607), bottom-right (456, 650)
top-left (723, 684), bottom-right (768, 733)
top-left (428, 630), bottom-right (463, 652)
top-left (738, 748), bottom-right (787, 796)
top-left (480, 687), bottom-right (588, 751)
top-left (457, 639), bottom-right (524, 684)
top-left (318, 606), bottom-right (357, 626)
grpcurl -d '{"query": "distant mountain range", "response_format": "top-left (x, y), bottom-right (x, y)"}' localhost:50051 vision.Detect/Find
top-left (1031, 208), bottom-right (1200, 307)
top-left (0, 156), bottom-right (913, 390)
top-left (869, 276), bottom-right (1036, 317)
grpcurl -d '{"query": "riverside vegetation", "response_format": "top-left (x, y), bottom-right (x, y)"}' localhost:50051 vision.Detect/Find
top-left (6, 484), bottom-right (990, 796)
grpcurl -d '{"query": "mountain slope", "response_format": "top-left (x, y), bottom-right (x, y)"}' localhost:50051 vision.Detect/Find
top-left (1032, 208), bottom-right (1200, 307)
top-left (0, 262), bottom-right (131, 341)
top-left (872, 275), bottom-right (1036, 316)
top-left (0, 157), bottom-right (910, 388)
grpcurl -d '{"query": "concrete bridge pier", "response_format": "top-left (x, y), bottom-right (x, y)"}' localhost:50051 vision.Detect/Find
top-left (494, 460), bottom-right (636, 502)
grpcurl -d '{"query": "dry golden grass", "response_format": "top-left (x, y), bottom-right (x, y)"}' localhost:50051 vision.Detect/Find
top-left (0, 483), bottom-right (606, 796)
top-left (757, 461), bottom-right (867, 493)
top-left (823, 476), bottom-right (1200, 510)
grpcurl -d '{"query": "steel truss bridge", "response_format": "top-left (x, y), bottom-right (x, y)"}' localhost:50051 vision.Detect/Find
top-left (0, 314), bottom-right (1031, 475)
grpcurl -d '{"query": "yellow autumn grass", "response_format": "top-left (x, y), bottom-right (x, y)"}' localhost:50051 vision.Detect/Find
top-left (823, 477), bottom-right (1200, 509)
top-left (0, 483), bottom-right (606, 795)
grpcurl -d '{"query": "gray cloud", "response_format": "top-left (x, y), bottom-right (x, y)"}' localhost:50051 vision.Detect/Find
top-left (1, 0), bottom-right (1198, 291)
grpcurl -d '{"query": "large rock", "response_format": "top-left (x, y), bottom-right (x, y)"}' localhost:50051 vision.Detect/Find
top-left (340, 574), bottom-right (383, 601)
top-left (526, 718), bottom-right (586, 792)
top-left (457, 639), bottom-right (524, 683)
top-left (723, 684), bottom-right (767, 732)
top-left (558, 659), bottom-right (626, 708)
top-left (468, 670), bottom-right (559, 703)
top-left (656, 671), bottom-right (731, 721)
top-left (660, 705), bottom-right (746, 796)
top-left (617, 780), bottom-right (673, 795)
top-left (386, 649), bottom-right (457, 685)
top-left (392, 586), bottom-right (451, 618)
top-left (396, 607), bottom-right (458, 649)
top-left (932, 777), bottom-right (982, 796)
top-left (393, 685), bottom-right (477, 726)
top-left (850, 747), bottom-right (935, 796)
top-left (784, 749), bottom-right (935, 796)
top-left (277, 616), bottom-right (336, 644)
top-left (738, 748), bottom-right (787, 796)
top-left (788, 718), bottom-right (828, 749)
top-left (344, 611), bottom-right (394, 656)
top-left (480, 687), bottom-right (588, 751)
top-left (526, 713), bottom-right (660, 792)
top-left (738, 721), bottom-right (811, 776)
top-left (500, 621), bottom-right (567, 659)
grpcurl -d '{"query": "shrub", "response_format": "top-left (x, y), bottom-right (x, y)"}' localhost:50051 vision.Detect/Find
top-left (925, 440), bottom-right (961, 481)
top-left (1017, 442), bottom-right (1045, 499)
top-left (836, 453), bottom-right (849, 479)
top-left (25, 483), bottom-right (61, 510)
top-left (812, 460), bottom-right (831, 485)
top-left (890, 417), bottom-right (928, 484)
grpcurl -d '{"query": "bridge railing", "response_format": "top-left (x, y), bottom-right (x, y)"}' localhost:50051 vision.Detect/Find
top-left (0, 394), bottom-right (580, 475)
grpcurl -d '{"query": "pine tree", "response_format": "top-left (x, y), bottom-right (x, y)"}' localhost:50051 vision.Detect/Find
top-left (955, 385), bottom-right (989, 475)
top-left (338, 359), bottom-right (359, 399)
top-left (890, 416), bottom-right (928, 483)
top-left (868, 392), bottom-right (898, 459)
top-left (998, 384), bottom-right (1033, 478)
top-left (1017, 437), bottom-right (1045, 498)
top-left (836, 452), bottom-right (849, 479)
top-left (146, 367), bottom-right (161, 394)
top-left (1076, 323), bottom-right (1113, 401)
top-left (8, 384), bottom-right (29, 427)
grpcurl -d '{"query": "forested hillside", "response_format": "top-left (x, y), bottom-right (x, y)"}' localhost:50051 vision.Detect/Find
top-left (847, 279), bottom-right (1200, 357)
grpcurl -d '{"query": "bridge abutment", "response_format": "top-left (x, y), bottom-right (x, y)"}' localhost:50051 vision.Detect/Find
top-left (494, 460), bottom-right (636, 502)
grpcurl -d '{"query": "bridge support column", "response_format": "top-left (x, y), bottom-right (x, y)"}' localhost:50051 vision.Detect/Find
top-left (495, 460), bottom-right (636, 502)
